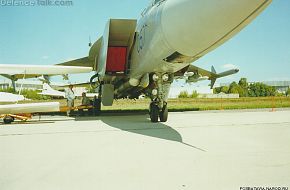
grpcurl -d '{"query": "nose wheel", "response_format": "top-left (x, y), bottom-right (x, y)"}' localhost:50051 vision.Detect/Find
top-left (149, 73), bottom-right (172, 123)
top-left (149, 102), bottom-right (168, 123)
top-left (159, 103), bottom-right (168, 122)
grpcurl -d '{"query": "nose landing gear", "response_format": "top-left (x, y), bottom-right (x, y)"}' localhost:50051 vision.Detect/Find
top-left (149, 73), bottom-right (172, 123)
top-left (149, 101), bottom-right (168, 123)
top-left (159, 103), bottom-right (168, 122)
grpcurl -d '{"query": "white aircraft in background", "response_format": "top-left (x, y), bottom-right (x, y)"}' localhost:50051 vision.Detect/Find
top-left (0, 65), bottom-right (93, 124)
top-left (38, 83), bottom-right (65, 98)
top-left (0, 92), bottom-right (25, 103)
top-left (0, 0), bottom-right (272, 122)
top-left (39, 83), bottom-right (98, 98)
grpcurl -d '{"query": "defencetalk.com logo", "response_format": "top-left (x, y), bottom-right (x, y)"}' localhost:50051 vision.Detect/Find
top-left (0, 0), bottom-right (73, 7)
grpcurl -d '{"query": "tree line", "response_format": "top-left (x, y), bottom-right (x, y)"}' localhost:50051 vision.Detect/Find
top-left (0, 87), bottom-right (51, 100)
top-left (178, 90), bottom-right (199, 98)
top-left (214, 78), bottom-right (290, 97)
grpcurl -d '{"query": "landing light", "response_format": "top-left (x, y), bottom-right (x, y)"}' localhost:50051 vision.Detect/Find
top-left (152, 74), bottom-right (159, 82)
top-left (152, 89), bottom-right (158, 96)
top-left (162, 74), bottom-right (169, 82)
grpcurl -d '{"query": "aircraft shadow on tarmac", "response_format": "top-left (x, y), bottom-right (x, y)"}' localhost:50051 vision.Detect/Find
top-left (75, 113), bottom-right (206, 152)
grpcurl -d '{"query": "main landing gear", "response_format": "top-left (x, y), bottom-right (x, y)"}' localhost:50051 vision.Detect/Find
top-left (93, 96), bottom-right (102, 116)
top-left (149, 73), bottom-right (172, 123)
top-left (90, 73), bottom-right (103, 116)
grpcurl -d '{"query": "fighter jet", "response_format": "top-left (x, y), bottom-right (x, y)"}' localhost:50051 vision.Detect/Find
top-left (0, 0), bottom-right (272, 122)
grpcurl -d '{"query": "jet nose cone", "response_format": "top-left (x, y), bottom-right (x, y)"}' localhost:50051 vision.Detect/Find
top-left (161, 0), bottom-right (272, 56)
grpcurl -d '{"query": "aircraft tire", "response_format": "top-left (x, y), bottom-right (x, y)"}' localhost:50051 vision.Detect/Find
top-left (159, 104), bottom-right (168, 122)
top-left (3, 116), bottom-right (14, 124)
top-left (94, 98), bottom-right (102, 116)
top-left (150, 103), bottom-right (159, 123)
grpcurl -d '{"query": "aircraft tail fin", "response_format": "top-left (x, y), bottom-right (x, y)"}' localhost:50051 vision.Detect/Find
top-left (211, 66), bottom-right (217, 74)
top-left (210, 78), bottom-right (217, 89)
top-left (43, 83), bottom-right (54, 91)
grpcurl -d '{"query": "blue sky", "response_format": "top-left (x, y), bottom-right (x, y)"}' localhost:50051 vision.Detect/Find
top-left (0, 0), bottom-right (289, 87)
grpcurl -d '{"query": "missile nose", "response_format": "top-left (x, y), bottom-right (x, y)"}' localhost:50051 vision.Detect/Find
top-left (161, 0), bottom-right (272, 57)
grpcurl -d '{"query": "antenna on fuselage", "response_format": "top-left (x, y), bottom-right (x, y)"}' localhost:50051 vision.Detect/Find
top-left (88, 36), bottom-right (92, 47)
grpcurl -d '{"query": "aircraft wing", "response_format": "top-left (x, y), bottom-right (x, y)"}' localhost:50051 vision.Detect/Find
top-left (59, 82), bottom-right (91, 88)
top-left (0, 64), bottom-right (93, 80)
top-left (56, 57), bottom-right (93, 67)
top-left (56, 37), bottom-right (102, 68)
top-left (177, 64), bottom-right (239, 88)
top-left (0, 37), bottom-right (102, 80)
top-left (187, 65), bottom-right (219, 79)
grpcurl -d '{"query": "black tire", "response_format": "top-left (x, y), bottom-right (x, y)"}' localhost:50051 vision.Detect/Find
top-left (150, 103), bottom-right (159, 123)
top-left (94, 98), bottom-right (102, 116)
top-left (159, 104), bottom-right (168, 122)
top-left (3, 116), bottom-right (14, 124)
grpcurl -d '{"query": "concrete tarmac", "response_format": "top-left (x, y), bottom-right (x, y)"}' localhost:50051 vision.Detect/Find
top-left (1, 109), bottom-right (290, 190)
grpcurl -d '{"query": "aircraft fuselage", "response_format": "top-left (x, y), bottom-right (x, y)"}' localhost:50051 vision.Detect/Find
top-left (129, 0), bottom-right (272, 82)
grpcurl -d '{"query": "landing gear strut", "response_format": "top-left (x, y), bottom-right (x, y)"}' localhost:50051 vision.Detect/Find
top-left (90, 74), bottom-right (102, 116)
top-left (149, 73), bottom-right (172, 123)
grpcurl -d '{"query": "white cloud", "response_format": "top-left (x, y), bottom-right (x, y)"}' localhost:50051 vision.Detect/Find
top-left (267, 77), bottom-right (290, 81)
top-left (222, 64), bottom-right (238, 70)
top-left (41, 56), bottom-right (49, 60)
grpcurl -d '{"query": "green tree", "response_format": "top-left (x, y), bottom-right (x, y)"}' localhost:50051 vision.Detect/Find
top-left (238, 78), bottom-right (249, 97)
top-left (190, 90), bottom-right (199, 98)
top-left (21, 89), bottom-right (51, 100)
top-left (229, 82), bottom-right (241, 94)
top-left (248, 83), bottom-right (276, 97)
top-left (214, 78), bottom-right (278, 97)
top-left (238, 78), bottom-right (248, 89)
top-left (286, 88), bottom-right (290, 97)
top-left (213, 87), bottom-right (221, 94)
top-left (286, 88), bottom-right (290, 96)
top-left (0, 87), bottom-right (16, 94)
top-left (178, 91), bottom-right (189, 98)
top-left (220, 86), bottom-right (229, 94)
top-left (249, 83), bottom-right (261, 97)
top-left (214, 86), bottom-right (229, 94)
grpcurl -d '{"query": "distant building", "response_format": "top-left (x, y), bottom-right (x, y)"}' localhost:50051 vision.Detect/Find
top-left (198, 93), bottom-right (239, 99)
top-left (0, 80), bottom-right (63, 91)
top-left (262, 81), bottom-right (290, 93)
top-left (220, 81), bottom-right (290, 93)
